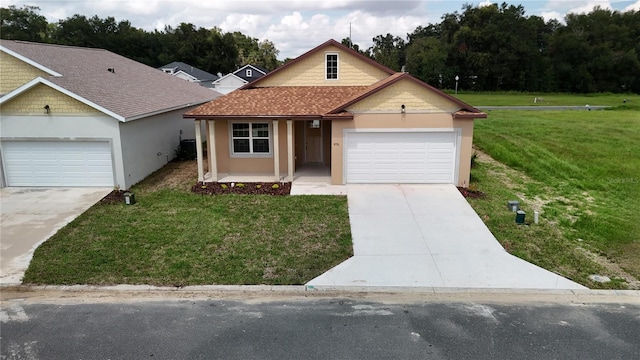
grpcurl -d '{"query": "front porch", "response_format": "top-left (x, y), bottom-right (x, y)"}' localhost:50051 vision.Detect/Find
top-left (193, 118), bottom-right (333, 185)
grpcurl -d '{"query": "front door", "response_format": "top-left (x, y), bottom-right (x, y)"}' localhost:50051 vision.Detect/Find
top-left (305, 120), bottom-right (322, 163)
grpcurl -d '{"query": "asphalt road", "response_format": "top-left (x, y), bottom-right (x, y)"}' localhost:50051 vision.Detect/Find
top-left (2, 292), bottom-right (639, 360)
top-left (477, 105), bottom-right (609, 111)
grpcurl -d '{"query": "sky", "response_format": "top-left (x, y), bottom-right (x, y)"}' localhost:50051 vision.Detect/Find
top-left (6, 0), bottom-right (640, 59)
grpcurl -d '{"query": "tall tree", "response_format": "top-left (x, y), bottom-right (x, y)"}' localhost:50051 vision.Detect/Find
top-left (0, 5), bottom-right (48, 41)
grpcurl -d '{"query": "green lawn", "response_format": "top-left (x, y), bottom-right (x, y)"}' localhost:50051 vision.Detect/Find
top-left (468, 107), bottom-right (640, 288)
top-left (22, 164), bottom-right (352, 286)
top-left (452, 91), bottom-right (639, 107)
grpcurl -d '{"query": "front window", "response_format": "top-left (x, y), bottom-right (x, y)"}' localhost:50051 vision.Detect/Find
top-left (326, 53), bottom-right (338, 79)
top-left (231, 122), bottom-right (270, 155)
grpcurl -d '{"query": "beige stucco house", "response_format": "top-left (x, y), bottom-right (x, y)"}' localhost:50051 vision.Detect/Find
top-left (184, 39), bottom-right (486, 186)
top-left (0, 40), bottom-right (220, 188)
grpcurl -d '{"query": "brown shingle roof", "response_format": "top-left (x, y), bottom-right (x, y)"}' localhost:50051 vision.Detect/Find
top-left (1, 40), bottom-right (220, 120)
top-left (184, 86), bottom-right (370, 119)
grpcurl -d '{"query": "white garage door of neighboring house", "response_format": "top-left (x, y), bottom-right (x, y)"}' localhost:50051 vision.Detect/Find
top-left (345, 131), bottom-right (458, 184)
top-left (2, 141), bottom-right (114, 187)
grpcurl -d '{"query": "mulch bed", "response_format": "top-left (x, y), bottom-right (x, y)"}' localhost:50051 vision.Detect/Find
top-left (101, 190), bottom-right (128, 204)
top-left (191, 182), bottom-right (291, 196)
top-left (457, 186), bottom-right (486, 199)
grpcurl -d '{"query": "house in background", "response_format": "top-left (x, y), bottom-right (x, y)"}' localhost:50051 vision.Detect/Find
top-left (184, 39), bottom-right (486, 187)
top-left (159, 61), bottom-right (219, 90)
top-left (0, 40), bottom-right (220, 189)
top-left (212, 64), bottom-right (267, 94)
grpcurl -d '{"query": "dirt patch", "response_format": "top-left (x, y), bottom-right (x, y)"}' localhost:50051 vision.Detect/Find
top-left (101, 190), bottom-right (127, 204)
top-left (576, 247), bottom-right (640, 289)
top-left (136, 160), bottom-right (198, 193)
top-left (192, 182), bottom-right (291, 196)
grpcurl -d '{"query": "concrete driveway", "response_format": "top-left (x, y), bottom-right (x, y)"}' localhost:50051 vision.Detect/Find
top-left (307, 184), bottom-right (586, 290)
top-left (0, 187), bottom-right (111, 284)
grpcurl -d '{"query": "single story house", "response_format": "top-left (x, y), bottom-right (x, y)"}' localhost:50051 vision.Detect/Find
top-left (212, 64), bottom-right (267, 94)
top-left (184, 39), bottom-right (486, 187)
top-left (159, 61), bottom-right (219, 90)
top-left (0, 40), bottom-right (220, 188)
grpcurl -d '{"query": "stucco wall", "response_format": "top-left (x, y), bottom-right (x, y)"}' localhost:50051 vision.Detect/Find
top-left (210, 119), bottom-right (290, 176)
top-left (0, 52), bottom-right (49, 94)
top-left (330, 113), bottom-right (475, 187)
top-left (348, 78), bottom-right (460, 113)
top-left (119, 107), bottom-right (197, 188)
top-left (257, 45), bottom-right (390, 87)
top-left (0, 113), bottom-right (122, 186)
top-left (0, 83), bottom-right (99, 115)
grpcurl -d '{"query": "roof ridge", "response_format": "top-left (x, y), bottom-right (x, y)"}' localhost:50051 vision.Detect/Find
top-left (2, 40), bottom-right (108, 52)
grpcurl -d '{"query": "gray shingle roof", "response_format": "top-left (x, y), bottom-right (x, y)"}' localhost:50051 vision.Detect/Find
top-left (1, 40), bottom-right (221, 120)
top-left (159, 61), bottom-right (219, 82)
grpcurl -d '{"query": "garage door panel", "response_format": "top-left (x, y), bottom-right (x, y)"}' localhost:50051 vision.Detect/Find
top-left (3, 141), bottom-right (114, 187)
top-left (346, 131), bottom-right (456, 184)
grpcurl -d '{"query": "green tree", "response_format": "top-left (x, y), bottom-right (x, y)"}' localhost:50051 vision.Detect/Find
top-left (0, 5), bottom-right (48, 42)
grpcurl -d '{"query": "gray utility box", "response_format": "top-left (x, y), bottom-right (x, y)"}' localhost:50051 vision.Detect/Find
top-left (508, 200), bottom-right (520, 212)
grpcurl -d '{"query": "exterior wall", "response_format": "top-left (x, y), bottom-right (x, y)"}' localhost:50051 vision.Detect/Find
top-left (257, 45), bottom-right (390, 87)
top-left (0, 113), bottom-right (122, 187)
top-left (0, 52), bottom-right (49, 94)
top-left (348, 79), bottom-right (460, 113)
top-left (212, 120), bottom-right (290, 175)
top-left (0, 83), bottom-right (99, 115)
top-left (119, 107), bottom-right (197, 188)
top-left (330, 113), bottom-right (475, 187)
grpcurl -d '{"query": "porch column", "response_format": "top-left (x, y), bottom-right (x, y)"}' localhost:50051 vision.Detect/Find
top-left (287, 120), bottom-right (294, 181)
top-left (273, 120), bottom-right (280, 181)
top-left (195, 119), bottom-right (204, 182)
top-left (207, 120), bottom-right (217, 181)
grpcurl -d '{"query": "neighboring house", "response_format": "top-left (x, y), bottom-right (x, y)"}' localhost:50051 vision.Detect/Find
top-left (212, 64), bottom-right (267, 94)
top-left (0, 40), bottom-right (220, 189)
top-left (184, 39), bottom-right (487, 187)
top-left (159, 61), bottom-right (219, 89)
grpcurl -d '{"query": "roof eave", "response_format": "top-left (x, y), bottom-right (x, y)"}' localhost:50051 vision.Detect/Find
top-left (0, 45), bottom-right (63, 77)
top-left (183, 114), bottom-right (324, 120)
top-left (453, 111), bottom-right (487, 119)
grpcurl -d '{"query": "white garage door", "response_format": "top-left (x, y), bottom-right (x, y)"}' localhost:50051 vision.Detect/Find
top-left (345, 131), bottom-right (457, 184)
top-left (2, 141), bottom-right (114, 187)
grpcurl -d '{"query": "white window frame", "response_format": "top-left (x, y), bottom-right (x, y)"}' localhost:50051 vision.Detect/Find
top-left (325, 52), bottom-right (339, 80)
top-left (246, 69), bottom-right (253, 77)
top-left (229, 121), bottom-right (272, 158)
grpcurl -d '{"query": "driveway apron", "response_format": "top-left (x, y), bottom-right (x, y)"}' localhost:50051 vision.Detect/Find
top-left (307, 184), bottom-right (586, 290)
top-left (0, 187), bottom-right (112, 284)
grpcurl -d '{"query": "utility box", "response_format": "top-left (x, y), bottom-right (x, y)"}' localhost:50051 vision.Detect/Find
top-left (180, 139), bottom-right (197, 158)
top-left (515, 210), bottom-right (526, 224)
top-left (123, 192), bottom-right (136, 205)
top-left (507, 200), bottom-right (520, 212)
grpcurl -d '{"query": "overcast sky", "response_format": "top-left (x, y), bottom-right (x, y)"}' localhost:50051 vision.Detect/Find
top-left (7, 0), bottom-right (640, 59)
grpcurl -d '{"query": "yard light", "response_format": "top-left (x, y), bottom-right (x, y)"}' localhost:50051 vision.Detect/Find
top-left (401, 104), bottom-right (406, 113)
top-left (455, 75), bottom-right (459, 95)
top-left (43, 105), bottom-right (50, 114)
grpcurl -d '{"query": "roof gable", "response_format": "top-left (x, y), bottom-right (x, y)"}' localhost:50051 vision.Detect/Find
top-left (159, 61), bottom-right (218, 81)
top-left (0, 40), bottom-right (220, 121)
top-left (243, 39), bottom-right (395, 88)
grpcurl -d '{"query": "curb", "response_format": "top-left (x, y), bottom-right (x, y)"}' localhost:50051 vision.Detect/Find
top-left (2, 284), bottom-right (639, 302)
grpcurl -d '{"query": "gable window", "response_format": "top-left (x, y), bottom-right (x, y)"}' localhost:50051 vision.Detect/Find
top-left (246, 69), bottom-right (252, 77)
top-left (326, 53), bottom-right (338, 80)
top-left (231, 122), bottom-right (271, 155)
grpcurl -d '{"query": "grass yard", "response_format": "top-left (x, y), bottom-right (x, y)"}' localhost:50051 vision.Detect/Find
top-left (453, 91), bottom-right (639, 107)
top-left (468, 107), bottom-right (640, 288)
top-left (22, 162), bottom-right (352, 286)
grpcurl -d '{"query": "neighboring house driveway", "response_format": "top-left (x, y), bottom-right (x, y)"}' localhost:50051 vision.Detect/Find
top-left (0, 187), bottom-right (111, 284)
top-left (306, 184), bottom-right (587, 290)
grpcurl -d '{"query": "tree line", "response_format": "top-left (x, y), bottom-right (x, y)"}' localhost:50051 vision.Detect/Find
top-left (2, 4), bottom-right (639, 93)
top-left (0, 5), bottom-right (279, 74)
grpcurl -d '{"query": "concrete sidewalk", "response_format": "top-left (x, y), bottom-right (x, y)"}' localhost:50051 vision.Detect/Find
top-left (0, 187), bottom-right (112, 284)
top-left (307, 184), bottom-right (586, 290)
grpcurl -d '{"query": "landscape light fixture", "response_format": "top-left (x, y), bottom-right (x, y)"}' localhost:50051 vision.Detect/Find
top-left (401, 104), bottom-right (406, 113)
top-left (43, 105), bottom-right (50, 114)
